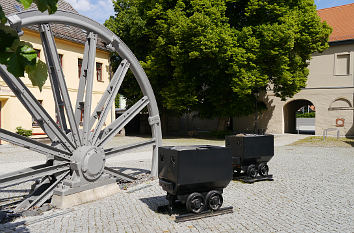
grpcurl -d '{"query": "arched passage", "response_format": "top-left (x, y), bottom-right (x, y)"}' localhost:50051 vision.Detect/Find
top-left (283, 99), bottom-right (315, 134)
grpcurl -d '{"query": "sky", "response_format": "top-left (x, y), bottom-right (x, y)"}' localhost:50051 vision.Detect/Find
top-left (66, 0), bottom-right (354, 24)
top-left (65, 0), bottom-right (115, 24)
top-left (315, 0), bottom-right (354, 9)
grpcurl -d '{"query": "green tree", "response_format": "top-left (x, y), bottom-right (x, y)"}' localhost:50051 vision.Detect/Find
top-left (105, 0), bottom-right (331, 130)
top-left (0, 0), bottom-right (59, 90)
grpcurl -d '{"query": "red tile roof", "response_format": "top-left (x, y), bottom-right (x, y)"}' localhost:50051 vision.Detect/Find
top-left (318, 3), bottom-right (354, 42)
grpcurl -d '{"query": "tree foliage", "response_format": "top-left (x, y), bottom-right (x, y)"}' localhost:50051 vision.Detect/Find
top-left (105, 0), bottom-right (331, 118)
top-left (0, 0), bottom-right (59, 90)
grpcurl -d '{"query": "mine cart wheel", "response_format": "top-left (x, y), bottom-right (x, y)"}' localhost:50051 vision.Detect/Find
top-left (186, 192), bottom-right (205, 214)
top-left (246, 164), bottom-right (257, 178)
top-left (205, 190), bottom-right (223, 211)
top-left (0, 10), bottom-right (162, 212)
top-left (258, 163), bottom-right (269, 177)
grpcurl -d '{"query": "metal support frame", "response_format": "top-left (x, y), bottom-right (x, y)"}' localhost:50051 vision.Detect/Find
top-left (40, 24), bottom-right (68, 133)
top-left (0, 9), bottom-right (162, 211)
top-left (39, 23), bottom-right (81, 147)
top-left (104, 139), bottom-right (156, 159)
top-left (90, 60), bottom-right (130, 145)
top-left (0, 163), bottom-right (70, 188)
top-left (97, 96), bottom-right (150, 147)
top-left (82, 32), bottom-right (97, 145)
top-left (0, 128), bottom-right (70, 161)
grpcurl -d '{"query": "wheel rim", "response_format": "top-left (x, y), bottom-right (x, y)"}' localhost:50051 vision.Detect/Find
top-left (186, 193), bottom-right (205, 213)
top-left (247, 165), bottom-right (257, 178)
top-left (259, 163), bottom-right (269, 176)
top-left (206, 191), bottom-right (223, 211)
top-left (0, 10), bottom-right (162, 211)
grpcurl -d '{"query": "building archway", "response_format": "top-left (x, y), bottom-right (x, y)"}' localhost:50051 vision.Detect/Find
top-left (283, 99), bottom-right (315, 134)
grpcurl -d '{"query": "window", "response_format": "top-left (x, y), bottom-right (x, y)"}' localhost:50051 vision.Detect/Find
top-left (32, 100), bottom-right (43, 127)
top-left (58, 54), bottom-right (63, 67)
top-left (79, 102), bottom-right (84, 126)
top-left (335, 53), bottom-right (351, 76)
top-left (34, 49), bottom-right (40, 58)
top-left (78, 58), bottom-right (83, 78)
top-left (96, 62), bottom-right (103, 81)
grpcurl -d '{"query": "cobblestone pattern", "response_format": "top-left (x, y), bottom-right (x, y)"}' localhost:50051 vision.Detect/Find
top-left (0, 145), bottom-right (353, 232)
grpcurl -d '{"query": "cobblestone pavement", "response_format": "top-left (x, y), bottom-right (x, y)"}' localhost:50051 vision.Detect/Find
top-left (0, 137), bottom-right (353, 232)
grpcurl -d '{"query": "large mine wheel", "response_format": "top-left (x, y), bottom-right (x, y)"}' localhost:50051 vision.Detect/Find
top-left (0, 10), bottom-right (162, 212)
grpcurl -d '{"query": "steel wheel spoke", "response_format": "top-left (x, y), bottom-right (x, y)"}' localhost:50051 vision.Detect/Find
top-left (0, 164), bottom-right (48, 183)
top-left (104, 139), bottom-right (155, 159)
top-left (15, 171), bottom-right (69, 211)
top-left (89, 59), bottom-right (129, 129)
top-left (96, 96), bottom-right (150, 147)
top-left (90, 60), bottom-right (130, 144)
top-left (82, 32), bottom-right (98, 145)
top-left (0, 128), bottom-right (70, 161)
top-left (0, 10), bottom-right (163, 211)
top-left (40, 24), bottom-right (68, 133)
top-left (39, 24), bottom-right (81, 147)
top-left (104, 167), bottom-right (136, 182)
top-left (0, 65), bottom-right (75, 152)
top-left (74, 35), bottom-right (91, 125)
top-left (0, 163), bottom-right (70, 188)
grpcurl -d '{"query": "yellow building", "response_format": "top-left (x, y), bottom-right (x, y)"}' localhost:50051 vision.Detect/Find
top-left (0, 0), bottom-right (113, 141)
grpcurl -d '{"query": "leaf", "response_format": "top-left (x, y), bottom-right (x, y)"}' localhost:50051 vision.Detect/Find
top-left (0, 5), bottom-right (7, 24)
top-left (18, 0), bottom-right (33, 9)
top-left (0, 24), bottom-right (19, 53)
top-left (33, 0), bottom-right (58, 14)
top-left (26, 60), bottom-right (48, 91)
top-left (6, 42), bottom-right (37, 78)
top-left (6, 52), bottom-right (25, 77)
top-left (20, 43), bottom-right (38, 63)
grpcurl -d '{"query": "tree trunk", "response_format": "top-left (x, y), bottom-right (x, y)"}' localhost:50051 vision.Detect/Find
top-left (217, 117), bottom-right (228, 131)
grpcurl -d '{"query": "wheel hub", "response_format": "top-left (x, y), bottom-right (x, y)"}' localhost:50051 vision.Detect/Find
top-left (72, 146), bottom-right (105, 181)
top-left (192, 198), bottom-right (202, 209)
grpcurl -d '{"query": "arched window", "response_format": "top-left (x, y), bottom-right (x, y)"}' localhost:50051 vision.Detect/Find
top-left (328, 97), bottom-right (353, 111)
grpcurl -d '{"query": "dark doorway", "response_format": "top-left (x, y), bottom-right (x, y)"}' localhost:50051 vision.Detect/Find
top-left (115, 111), bottom-right (151, 136)
top-left (283, 99), bottom-right (315, 134)
top-left (125, 113), bottom-right (140, 135)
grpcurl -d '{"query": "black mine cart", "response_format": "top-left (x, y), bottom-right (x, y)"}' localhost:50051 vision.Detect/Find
top-left (158, 145), bottom-right (232, 214)
top-left (225, 134), bottom-right (274, 180)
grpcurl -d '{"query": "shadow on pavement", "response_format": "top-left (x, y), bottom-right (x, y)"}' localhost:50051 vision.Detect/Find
top-left (140, 196), bottom-right (198, 217)
top-left (343, 137), bottom-right (354, 147)
top-left (139, 195), bottom-right (168, 212)
top-left (107, 166), bottom-right (150, 176)
top-left (0, 220), bottom-right (30, 232)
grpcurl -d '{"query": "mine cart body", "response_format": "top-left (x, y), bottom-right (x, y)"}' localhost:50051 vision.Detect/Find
top-left (225, 134), bottom-right (274, 178)
top-left (158, 145), bottom-right (232, 213)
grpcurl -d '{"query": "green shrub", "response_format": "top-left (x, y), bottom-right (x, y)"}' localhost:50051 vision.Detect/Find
top-left (296, 112), bottom-right (315, 118)
top-left (16, 127), bottom-right (32, 137)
